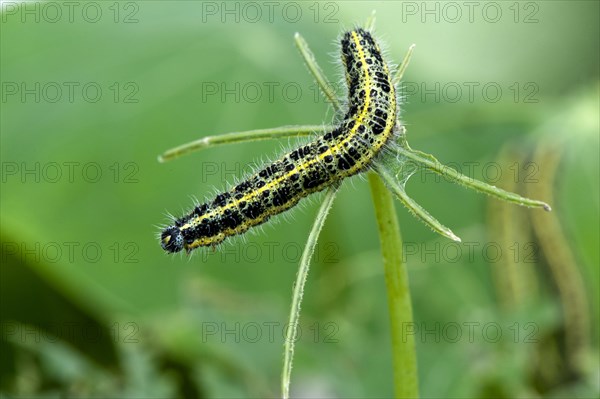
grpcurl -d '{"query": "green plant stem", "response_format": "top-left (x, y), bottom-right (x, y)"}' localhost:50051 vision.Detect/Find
top-left (281, 186), bottom-right (338, 399)
top-left (528, 141), bottom-right (590, 373)
top-left (295, 30), bottom-right (420, 397)
top-left (369, 173), bottom-right (419, 399)
top-left (158, 125), bottom-right (330, 162)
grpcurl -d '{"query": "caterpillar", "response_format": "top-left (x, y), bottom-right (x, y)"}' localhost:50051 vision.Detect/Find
top-left (161, 28), bottom-right (397, 253)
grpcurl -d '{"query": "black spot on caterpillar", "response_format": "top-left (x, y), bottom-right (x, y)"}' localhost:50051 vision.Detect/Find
top-left (161, 28), bottom-right (397, 253)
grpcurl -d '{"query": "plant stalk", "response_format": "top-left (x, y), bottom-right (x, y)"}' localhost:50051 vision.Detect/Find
top-left (368, 173), bottom-right (419, 399)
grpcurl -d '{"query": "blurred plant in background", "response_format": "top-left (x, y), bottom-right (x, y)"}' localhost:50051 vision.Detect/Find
top-left (1, 1), bottom-right (598, 398)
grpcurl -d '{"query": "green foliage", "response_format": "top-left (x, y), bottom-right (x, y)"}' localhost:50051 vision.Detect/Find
top-left (1, 2), bottom-right (598, 398)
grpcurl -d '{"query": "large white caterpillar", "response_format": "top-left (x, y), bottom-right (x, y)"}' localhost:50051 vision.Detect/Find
top-left (161, 28), bottom-right (397, 253)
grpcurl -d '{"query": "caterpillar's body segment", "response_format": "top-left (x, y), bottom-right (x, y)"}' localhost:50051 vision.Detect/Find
top-left (161, 28), bottom-right (397, 253)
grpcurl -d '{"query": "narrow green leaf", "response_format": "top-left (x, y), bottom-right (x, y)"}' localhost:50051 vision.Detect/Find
top-left (281, 186), bottom-right (338, 399)
top-left (158, 125), bottom-right (330, 162)
top-left (396, 145), bottom-right (551, 211)
top-left (376, 161), bottom-right (461, 242)
top-left (294, 32), bottom-right (343, 113)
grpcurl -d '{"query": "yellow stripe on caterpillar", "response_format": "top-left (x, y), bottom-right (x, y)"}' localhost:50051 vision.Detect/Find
top-left (161, 28), bottom-right (397, 253)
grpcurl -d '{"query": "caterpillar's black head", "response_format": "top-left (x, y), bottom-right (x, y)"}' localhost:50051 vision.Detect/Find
top-left (161, 226), bottom-right (184, 253)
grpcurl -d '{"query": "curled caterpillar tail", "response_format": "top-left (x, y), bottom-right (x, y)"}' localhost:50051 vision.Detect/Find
top-left (160, 28), bottom-right (397, 254)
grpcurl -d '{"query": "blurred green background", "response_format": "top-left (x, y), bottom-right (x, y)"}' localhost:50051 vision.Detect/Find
top-left (1, 1), bottom-right (598, 397)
